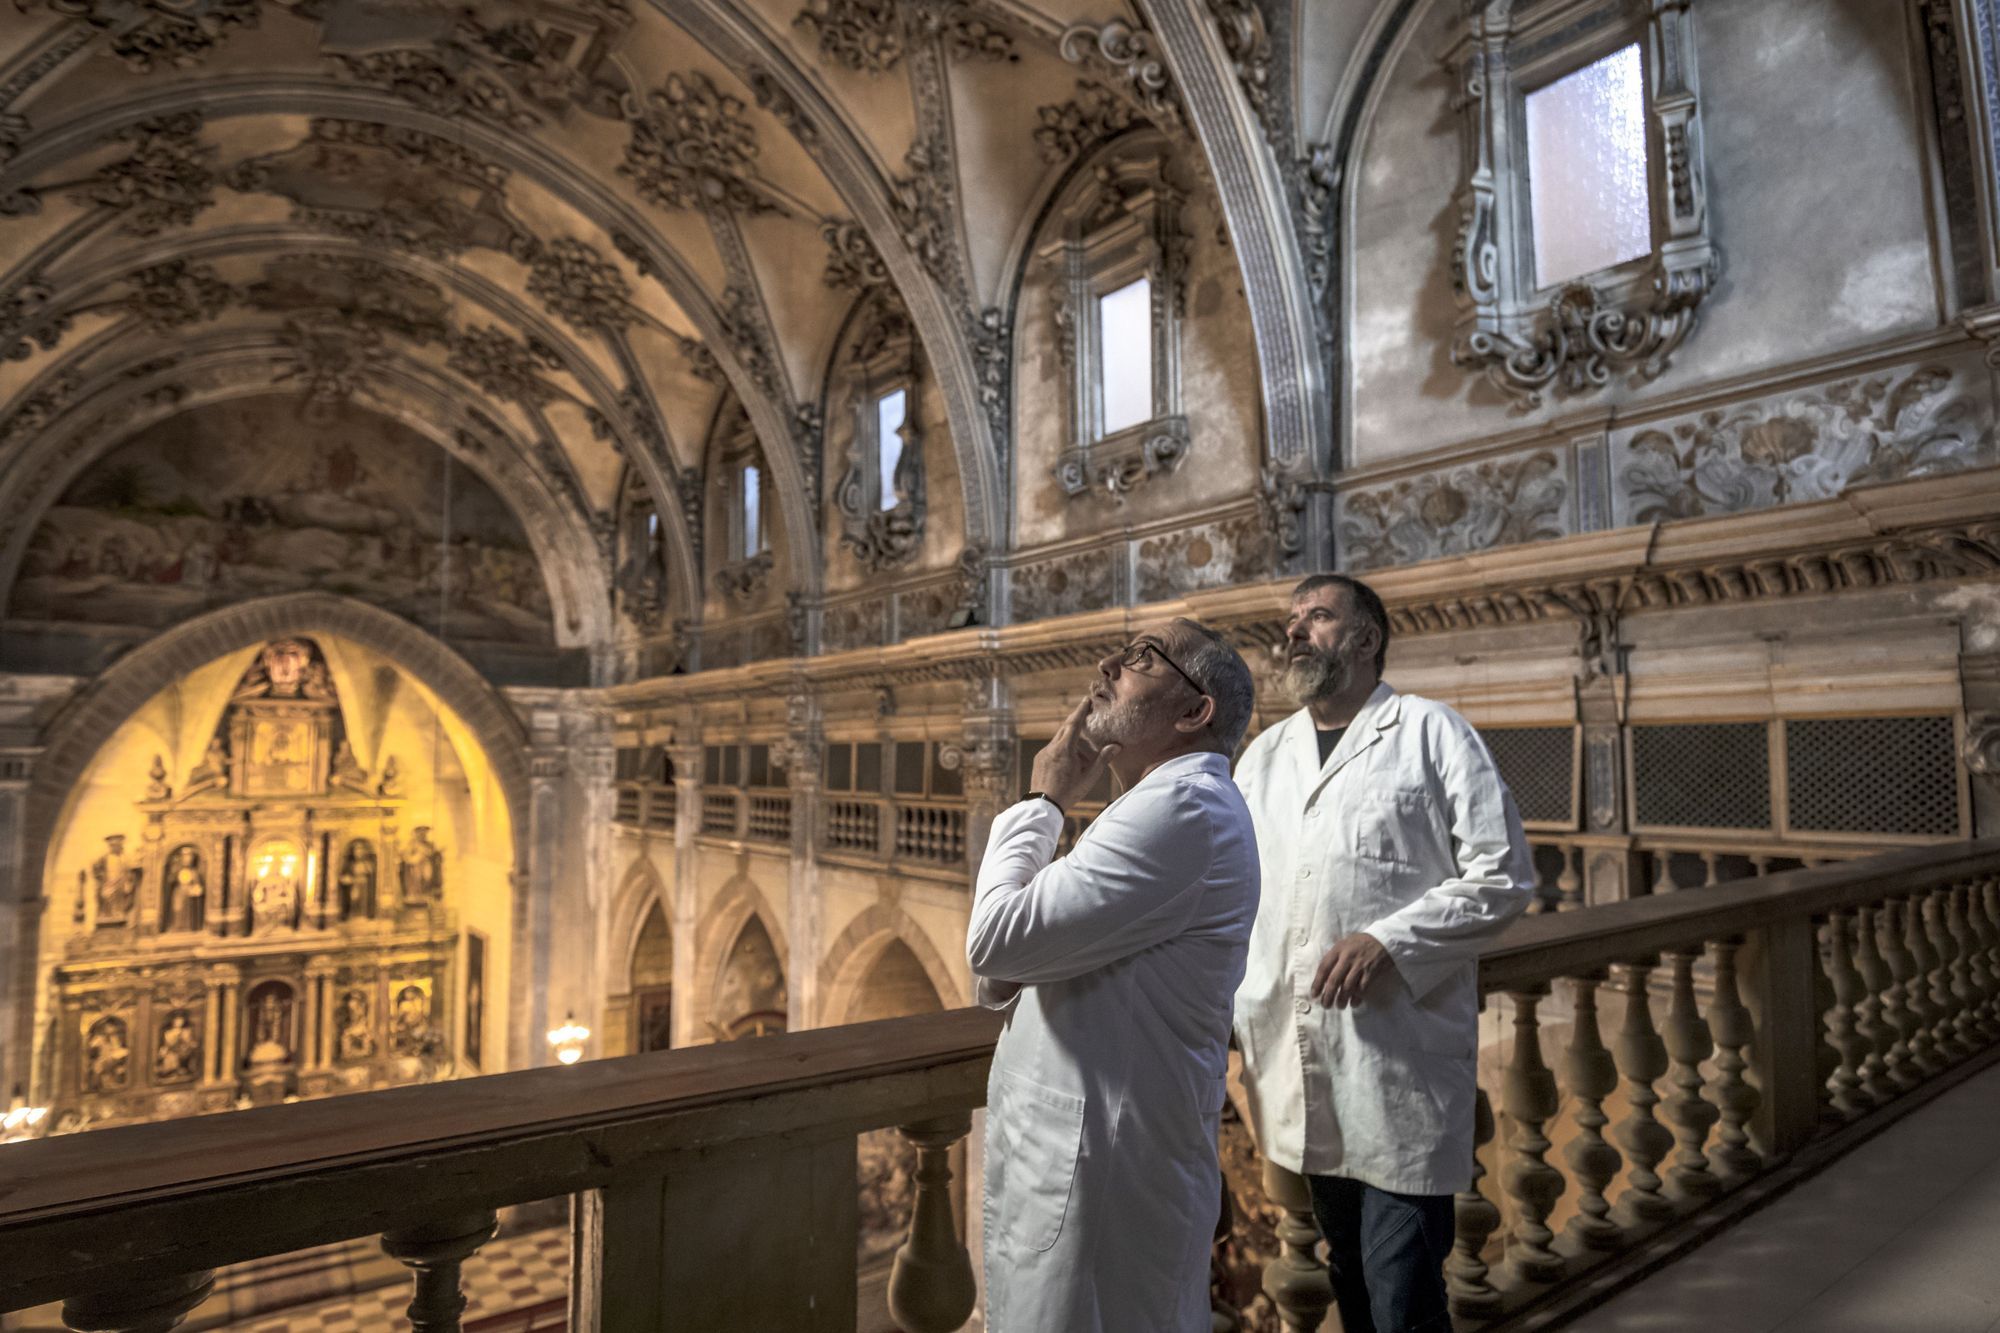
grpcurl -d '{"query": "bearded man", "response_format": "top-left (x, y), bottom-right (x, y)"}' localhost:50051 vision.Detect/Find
top-left (968, 618), bottom-right (1259, 1333)
top-left (1233, 574), bottom-right (1534, 1333)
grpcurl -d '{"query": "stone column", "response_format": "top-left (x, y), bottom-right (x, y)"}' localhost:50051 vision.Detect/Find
top-left (200, 972), bottom-right (226, 1085)
top-left (668, 732), bottom-right (703, 1050)
top-left (777, 683), bottom-right (823, 1030)
top-left (518, 746), bottom-right (566, 1070)
top-left (302, 957), bottom-right (337, 1073)
top-left (0, 746), bottom-right (38, 1101)
top-left (564, 705), bottom-right (618, 1058)
top-left (211, 965), bottom-right (242, 1092)
top-left (948, 672), bottom-right (1017, 887)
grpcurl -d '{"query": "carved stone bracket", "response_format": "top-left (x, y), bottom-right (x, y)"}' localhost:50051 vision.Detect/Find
top-left (1445, 0), bottom-right (1718, 410)
top-left (712, 550), bottom-right (774, 606)
top-left (1057, 415), bottom-right (1189, 501)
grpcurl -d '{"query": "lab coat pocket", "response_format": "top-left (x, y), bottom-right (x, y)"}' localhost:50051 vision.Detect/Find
top-left (1353, 787), bottom-right (1427, 867)
top-left (989, 1069), bottom-right (1087, 1253)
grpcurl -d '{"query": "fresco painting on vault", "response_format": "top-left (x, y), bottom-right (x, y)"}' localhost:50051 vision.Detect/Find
top-left (12, 398), bottom-right (552, 643)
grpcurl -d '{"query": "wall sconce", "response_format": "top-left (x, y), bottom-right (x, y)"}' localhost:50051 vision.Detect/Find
top-left (547, 1014), bottom-right (590, 1066)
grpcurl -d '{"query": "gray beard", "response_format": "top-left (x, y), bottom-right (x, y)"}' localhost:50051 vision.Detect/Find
top-left (1082, 693), bottom-right (1149, 747)
top-left (1282, 645), bottom-right (1355, 704)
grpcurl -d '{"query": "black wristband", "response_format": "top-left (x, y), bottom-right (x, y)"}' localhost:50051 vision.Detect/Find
top-left (1022, 790), bottom-right (1065, 815)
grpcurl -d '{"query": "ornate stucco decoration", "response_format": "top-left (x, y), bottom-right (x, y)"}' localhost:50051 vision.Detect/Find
top-left (1203, 0), bottom-right (1278, 140)
top-left (225, 119), bottom-right (534, 260)
top-left (822, 219), bottom-right (889, 294)
top-left (793, 0), bottom-right (1017, 74)
top-left (1057, 18), bottom-right (1183, 133)
top-left (526, 237), bottom-right (637, 336)
top-left (1034, 82), bottom-right (1139, 165)
top-left (4, 112), bottom-right (217, 233)
top-left (713, 550), bottom-right (774, 605)
top-left (1258, 461), bottom-right (1310, 563)
top-left (622, 72), bottom-right (786, 217)
top-left (1445, 0), bottom-right (1717, 410)
top-left (47, 0), bottom-right (259, 73)
top-left (1616, 363), bottom-right (1993, 523)
top-left (274, 315), bottom-right (391, 423)
top-left (1336, 449), bottom-right (1570, 573)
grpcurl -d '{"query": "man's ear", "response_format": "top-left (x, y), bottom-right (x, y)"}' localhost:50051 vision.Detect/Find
top-left (1177, 694), bottom-right (1217, 736)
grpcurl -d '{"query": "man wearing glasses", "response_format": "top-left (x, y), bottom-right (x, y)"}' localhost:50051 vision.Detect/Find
top-left (1233, 574), bottom-right (1534, 1333)
top-left (968, 618), bottom-right (1259, 1333)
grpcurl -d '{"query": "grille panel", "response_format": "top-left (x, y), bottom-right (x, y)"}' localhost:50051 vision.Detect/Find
top-left (1481, 727), bottom-right (1576, 826)
top-left (1785, 716), bottom-right (1958, 837)
top-left (1632, 723), bottom-right (1771, 830)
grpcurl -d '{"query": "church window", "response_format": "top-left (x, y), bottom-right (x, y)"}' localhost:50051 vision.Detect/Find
top-left (835, 300), bottom-right (927, 571)
top-left (1445, 0), bottom-right (1717, 408)
top-left (1038, 141), bottom-right (1191, 499)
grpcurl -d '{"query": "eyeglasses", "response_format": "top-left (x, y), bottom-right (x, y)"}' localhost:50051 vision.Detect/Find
top-left (1113, 640), bottom-right (1207, 697)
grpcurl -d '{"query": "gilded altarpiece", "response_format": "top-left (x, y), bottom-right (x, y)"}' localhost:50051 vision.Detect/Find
top-left (46, 640), bottom-right (457, 1129)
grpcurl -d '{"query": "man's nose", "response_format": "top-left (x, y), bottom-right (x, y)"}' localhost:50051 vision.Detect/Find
top-left (1096, 652), bottom-right (1121, 678)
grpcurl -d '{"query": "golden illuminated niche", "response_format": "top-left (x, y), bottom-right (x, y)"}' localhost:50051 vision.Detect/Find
top-left (32, 634), bottom-right (517, 1132)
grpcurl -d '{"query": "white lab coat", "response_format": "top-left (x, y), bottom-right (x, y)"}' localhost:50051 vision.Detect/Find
top-left (1232, 684), bottom-right (1534, 1195)
top-left (967, 751), bottom-right (1259, 1333)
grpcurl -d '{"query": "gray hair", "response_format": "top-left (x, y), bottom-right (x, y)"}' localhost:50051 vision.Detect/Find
top-left (1172, 618), bottom-right (1256, 757)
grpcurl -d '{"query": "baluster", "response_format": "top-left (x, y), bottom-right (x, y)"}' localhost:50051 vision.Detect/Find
top-left (1819, 913), bottom-right (1868, 1118)
top-left (887, 1113), bottom-right (977, 1333)
top-left (380, 1210), bottom-right (499, 1333)
top-left (1661, 949), bottom-right (1721, 1201)
top-left (1259, 1161), bottom-right (1335, 1332)
top-left (1851, 904), bottom-right (1896, 1104)
top-left (1502, 985), bottom-right (1565, 1281)
top-left (1965, 878), bottom-right (2000, 1037)
top-left (61, 1272), bottom-right (215, 1333)
top-left (1945, 886), bottom-right (1988, 1048)
top-left (1750, 854), bottom-right (1771, 877)
top-left (1877, 900), bottom-right (1922, 1089)
top-left (1556, 844), bottom-right (1582, 911)
top-left (1902, 894), bottom-right (1945, 1075)
top-left (1651, 852), bottom-right (1676, 895)
top-left (1562, 972), bottom-right (1623, 1251)
top-left (1926, 889), bottom-right (1971, 1063)
top-left (1699, 852), bottom-right (1720, 887)
top-left (1983, 880), bottom-right (2000, 1020)
top-left (1610, 961), bottom-right (1675, 1229)
top-left (1445, 1088), bottom-right (1502, 1318)
top-left (1706, 937), bottom-right (1761, 1180)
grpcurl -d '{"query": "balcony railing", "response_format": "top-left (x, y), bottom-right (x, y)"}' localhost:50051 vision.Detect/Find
top-left (7, 842), bottom-right (2000, 1332)
top-left (818, 797), bottom-right (967, 873)
top-left (746, 794), bottom-right (793, 843)
top-left (611, 783), bottom-right (676, 835)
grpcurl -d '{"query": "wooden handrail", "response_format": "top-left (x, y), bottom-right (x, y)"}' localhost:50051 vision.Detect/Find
top-left (0, 1008), bottom-right (1002, 1311)
top-left (1479, 839), bottom-right (2000, 992)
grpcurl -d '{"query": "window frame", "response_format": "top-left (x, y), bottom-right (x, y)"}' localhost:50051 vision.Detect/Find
top-left (1445, 0), bottom-right (1717, 410)
top-left (1037, 139), bottom-right (1191, 500)
top-left (833, 301), bottom-right (928, 571)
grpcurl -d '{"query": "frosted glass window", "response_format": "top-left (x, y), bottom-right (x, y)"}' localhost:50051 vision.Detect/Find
top-left (741, 464), bottom-right (764, 555)
top-left (1096, 277), bottom-right (1153, 436)
top-left (1525, 43), bottom-right (1651, 288)
top-left (875, 388), bottom-right (907, 511)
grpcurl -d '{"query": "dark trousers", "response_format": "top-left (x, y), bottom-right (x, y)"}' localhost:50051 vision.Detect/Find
top-left (1305, 1174), bottom-right (1455, 1333)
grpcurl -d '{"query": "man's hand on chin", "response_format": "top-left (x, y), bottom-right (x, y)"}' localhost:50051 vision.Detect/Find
top-left (1312, 932), bottom-right (1394, 1009)
top-left (1031, 694), bottom-right (1119, 812)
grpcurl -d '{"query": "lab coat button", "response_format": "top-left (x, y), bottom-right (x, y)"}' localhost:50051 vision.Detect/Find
top-left (1297, 867), bottom-right (1312, 880)
top-left (1294, 998), bottom-right (1311, 1015)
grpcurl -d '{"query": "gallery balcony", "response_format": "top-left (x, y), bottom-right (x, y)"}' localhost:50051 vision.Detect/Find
top-left (5, 839), bottom-right (2000, 1332)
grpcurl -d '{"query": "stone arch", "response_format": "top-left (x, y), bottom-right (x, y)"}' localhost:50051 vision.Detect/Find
top-left (606, 854), bottom-right (669, 996)
top-left (9, 592), bottom-right (532, 1091)
top-left (694, 872), bottom-right (790, 1040)
top-left (817, 903), bottom-right (964, 1027)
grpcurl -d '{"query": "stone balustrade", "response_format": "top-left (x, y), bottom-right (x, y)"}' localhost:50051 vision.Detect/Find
top-left (9, 842), bottom-right (2000, 1332)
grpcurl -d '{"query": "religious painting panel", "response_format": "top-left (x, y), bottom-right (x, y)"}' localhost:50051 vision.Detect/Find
top-left (8, 397), bottom-right (555, 645)
top-left (390, 977), bottom-right (435, 1057)
top-left (335, 983), bottom-right (378, 1063)
top-left (152, 1007), bottom-right (202, 1085)
top-left (248, 838), bottom-right (303, 934)
top-left (243, 979), bottom-right (297, 1069)
top-left (160, 844), bottom-right (209, 934)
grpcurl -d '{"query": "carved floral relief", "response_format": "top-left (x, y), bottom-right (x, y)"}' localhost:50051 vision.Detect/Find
top-left (1010, 546), bottom-right (1116, 624)
top-left (1336, 449), bottom-right (1570, 573)
top-left (1612, 362), bottom-right (1995, 525)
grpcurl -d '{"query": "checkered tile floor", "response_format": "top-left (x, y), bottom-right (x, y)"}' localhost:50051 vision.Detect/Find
top-left (224, 1225), bottom-right (569, 1331)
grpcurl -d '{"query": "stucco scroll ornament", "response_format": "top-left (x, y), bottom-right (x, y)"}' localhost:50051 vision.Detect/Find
top-left (1445, 0), bottom-right (1718, 410)
top-left (712, 550), bottom-right (774, 606)
top-left (1058, 417), bottom-right (1190, 501)
top-left (1964, 713), bottom-right (2000, 781)
top-left (1058, 18), bottom-right (1183, 132)
top-left (837, 411), bottom-right (926, 572)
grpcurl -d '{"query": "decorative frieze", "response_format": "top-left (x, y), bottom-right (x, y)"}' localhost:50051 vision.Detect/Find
top-left (1009, 546), bottom-right (1117, 624)
top-left (525, 237), bottom-right (636, 336)
top-left (1057, 18), bottom-right (1183, 132)
top-left (1135, 513), bottom-right (1270, 603)
top-left (822, 597), bottom-right (887, 652)
top-left (793, 0), bottom-right (1016, 74)
top-left (1033, 81), bottom-right (1139, 165)
top-left (1337, 448), bottom-right (1571, 573)
top-left (1612, 360), bottom-right (1994, 525)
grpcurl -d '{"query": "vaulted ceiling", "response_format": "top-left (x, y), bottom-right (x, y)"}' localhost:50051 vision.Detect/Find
top-left (0, 0), bottom-right (1404, 650)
